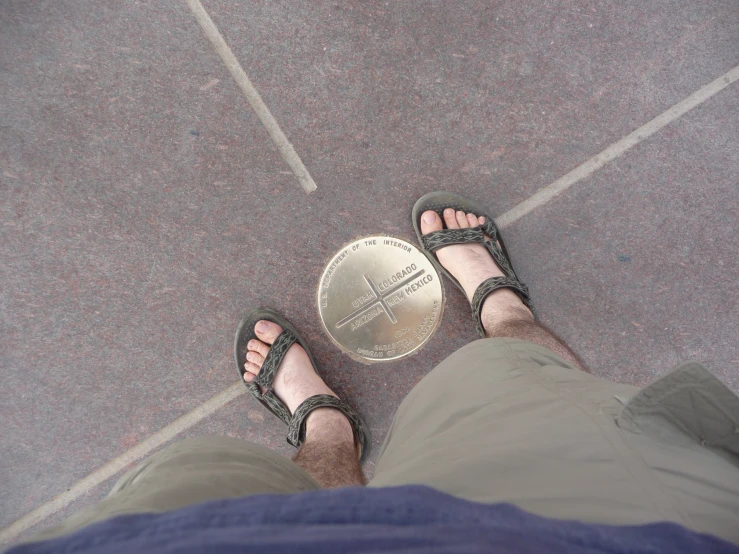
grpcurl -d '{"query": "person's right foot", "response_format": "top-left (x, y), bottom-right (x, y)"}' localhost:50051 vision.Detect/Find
top-left (420, 208), bottom-right (532, 329)
top-left (420, 208), bottom-right (506, 300)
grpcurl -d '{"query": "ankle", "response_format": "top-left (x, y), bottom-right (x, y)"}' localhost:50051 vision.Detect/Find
top-left (304, 408), bottom-right (354, 445)
top-left (481, 289), bottom-right (532, 322)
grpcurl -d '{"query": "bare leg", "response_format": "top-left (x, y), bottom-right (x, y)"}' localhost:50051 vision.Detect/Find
top-left (479, 289), bottom-right (588, 371)
top-left (243, 321), bottom-right (366, 488)
top-left (420, 208), bottom-right (588, 372)
top-left (293, 408), bottom-right (366, 487)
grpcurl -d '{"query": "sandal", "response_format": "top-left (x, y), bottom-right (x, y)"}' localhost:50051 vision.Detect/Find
top-left (412, 191), bottom-right (534, 337)
top-left (234, 308), bottom-right (371, 461)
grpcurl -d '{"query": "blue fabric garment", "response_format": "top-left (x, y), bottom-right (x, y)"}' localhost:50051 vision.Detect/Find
top-left (9, 486), bottom-right (738, 553)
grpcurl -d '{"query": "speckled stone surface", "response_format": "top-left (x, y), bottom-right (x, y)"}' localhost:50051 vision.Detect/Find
top-left (0, 0), bottom-right (294, 529)
top-left (201, 0), bottom-right (738, 214)
top-left (505, 86), bottom-right (739, 389)
top-left (1, 0), bottom-right (738, 541)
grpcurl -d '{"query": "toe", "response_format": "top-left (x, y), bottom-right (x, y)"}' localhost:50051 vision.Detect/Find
top-left (254, 320), bottom-right (283, 345)
top-left (478, 215), bottom-right (494, 240)
top-left (466, 212), bottom-right (478, 227)
top-left (246, 351), bottom-right (264, 366)
top-left (247, 339), bottom-right (270, 358)
top-left (243, 363), bottom-right (260, 380)
top-left (443, 208), bottom-right (459, 229)
top-left (456, 210), bottom-right (469, 228)
top-left (420, 210), bottom-right (443, 235)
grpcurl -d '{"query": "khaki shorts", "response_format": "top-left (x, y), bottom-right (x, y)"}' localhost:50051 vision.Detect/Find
top-left (27, 339), bottom-right (739, 545)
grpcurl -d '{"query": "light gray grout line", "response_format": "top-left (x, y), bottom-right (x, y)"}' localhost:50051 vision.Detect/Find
top-left (185, 0), bottom-right (317, 194)
top-left (0, 382), bottom-right (246, 545)
top-left (3, 64), bottom-right (738, 548)
top-left (495, 64), bottom-right (739, 229)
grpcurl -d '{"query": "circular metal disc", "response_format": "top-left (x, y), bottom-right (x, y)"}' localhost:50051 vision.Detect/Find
top-left (317, 236), bottom-right (444, 363)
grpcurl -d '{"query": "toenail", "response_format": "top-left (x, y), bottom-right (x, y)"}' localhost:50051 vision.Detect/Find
top-left (444, 208), bottom-right (454, 216)
top-left (479, 216), bottom-right (486, 223)
top-left (256, 321), bottom-right (268, 332)
top-left (423, 212), bottom-right (436, 224)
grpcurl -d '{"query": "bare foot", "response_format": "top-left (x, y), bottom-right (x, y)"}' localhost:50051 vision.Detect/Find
top-left (420, 209), bottom-right (505, 298)
top-left (244, 320), bottom-right (353, 442)
top-left (420, 208), bottom-right (532, 319)
top-left (421, 209), bottom-right (586, 369)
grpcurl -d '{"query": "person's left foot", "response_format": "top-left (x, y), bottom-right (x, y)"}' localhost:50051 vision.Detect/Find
top-left (245, 320), bottom-right (335, 412)
top-left (245, 320), bottom-right (353, 441)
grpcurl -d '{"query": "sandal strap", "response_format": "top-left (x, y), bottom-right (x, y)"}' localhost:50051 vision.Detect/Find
top-left (471, 276), bottom-right (533, 337)
top-left (422, 227), bottom-right (485, 252)
top-left (245, 383), bottom-right (292, 425)
top-left (483, 240), bottom-right (517, 281)
top-left (287, 394), bottom-right (368, 456)
top-left (480, 219), bottom-right (499, 241)
top-left (254, 329), bottom-right (297, 390)
top-left (422, 222), bottom-right (517, 281)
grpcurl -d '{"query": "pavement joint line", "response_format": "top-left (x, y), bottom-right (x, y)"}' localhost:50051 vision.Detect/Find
top-left (495, 63), bottom-right (739, 229)
top-left (185, 0), bottom-right (318, 194)
top-left (2, 62), bottom-right (737, 547)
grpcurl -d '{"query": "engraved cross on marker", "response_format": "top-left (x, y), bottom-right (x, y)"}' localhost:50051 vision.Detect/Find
top-left (335, 269), bottom-right (426, 329)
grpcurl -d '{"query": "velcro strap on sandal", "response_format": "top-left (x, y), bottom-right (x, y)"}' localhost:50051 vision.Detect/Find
top-left (246, 383), bottom-right (292, 425)
top-left (422, 227), bottom-right (485, 252)
top-left (471, 276), bottom-right (533, 337)
top-left (287, 394), bottom-right (368, 457)
top-left (254, 329), bottom-right (297, 390)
